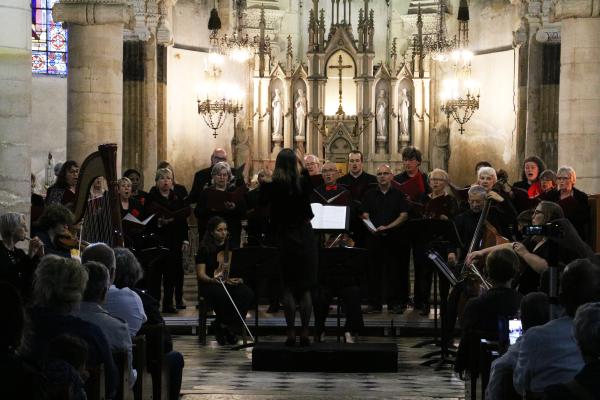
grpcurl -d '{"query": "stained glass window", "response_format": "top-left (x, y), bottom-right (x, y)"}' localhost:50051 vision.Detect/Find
top-left (32, 0), bottom-right (68, 75)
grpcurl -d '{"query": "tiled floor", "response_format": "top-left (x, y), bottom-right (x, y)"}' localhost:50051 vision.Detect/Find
top-left (175, 335), bottom-right (465, 400)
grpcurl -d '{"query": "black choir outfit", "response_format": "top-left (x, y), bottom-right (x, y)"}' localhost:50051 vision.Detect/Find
top-left (244, 186), bottom-right (272, 246)
top-left (544, 188), bottom-right (590, 240)
top-left (337, 171), bottom-right (377, 248)
top-left (120, 196), bottom-right (146, 249)
top-left (189, 165), bottom-right (245, 205)
top-left (146, 188), bottom-right (190, 310)
top-left (393, 170), bottom-right (431, 309)
top-left (310, 183), bottom-right (364, 337)
top-left (45, 185), bottom-right (76, 209)
top-left (195, 244), bottom-right (254, 334)
top-left (195, 185), bottom-right (248, 249)
top-left (361, 185), bottom-right (410, 311)
top-left (260, 169), bottom-right (318, 293)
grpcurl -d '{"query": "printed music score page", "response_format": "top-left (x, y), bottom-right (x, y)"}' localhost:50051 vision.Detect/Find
top-left (362, 218), bottom-right (377, 233)
top-left (122, 213), bottom-right (155, 225)
top-left (310, 203), bottom-right (349, 231)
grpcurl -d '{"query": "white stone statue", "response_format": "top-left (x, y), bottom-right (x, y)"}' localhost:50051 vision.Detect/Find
top-left (294, 88), bottom-right (307, 137)
top-left (376, 89), bottom-right (387, 138)
top-left (399, 88), bottom-right (411, 136)
top-left (272, 88), bottom-right (282, 136)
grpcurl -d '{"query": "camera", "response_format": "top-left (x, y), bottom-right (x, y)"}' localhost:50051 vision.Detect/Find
top-left (523, 222), bottom-right (563, 238)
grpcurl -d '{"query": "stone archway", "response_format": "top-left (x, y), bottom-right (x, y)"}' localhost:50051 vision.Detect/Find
top-left (327, 136), bottom-right (352, 175)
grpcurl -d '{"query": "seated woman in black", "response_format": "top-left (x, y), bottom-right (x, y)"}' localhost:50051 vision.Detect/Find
top-left (195, 216), bottom-right (253, 345)
top-left (467, 201), bottom-right (571, 295)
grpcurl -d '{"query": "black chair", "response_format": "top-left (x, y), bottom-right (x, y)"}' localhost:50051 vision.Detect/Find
top-left (132, 335), bottom-right (154, 400)
top-left (84, 364), bottom-right (106, 400)
top-left (112, 350), bottom-right (134, 400)
top-left (478, 339), bottom-right (500, 400)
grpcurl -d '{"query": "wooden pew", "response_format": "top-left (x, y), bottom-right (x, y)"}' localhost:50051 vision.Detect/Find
top-left (132, 335), bottom-right (154, 400)
top-left (85, 364), bottom-right (106, 400)
top-left (139, 324), bottom-right (170, 400)
top-left (112, 350), bottom-right (134, 400)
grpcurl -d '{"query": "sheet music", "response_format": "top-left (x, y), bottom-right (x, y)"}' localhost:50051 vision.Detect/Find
top-left (362, 218), bottom-right (377, 233)
top-left (310, 203), bottom-right (348, 230)
top-left (122, 213), bottom-right (155, 225)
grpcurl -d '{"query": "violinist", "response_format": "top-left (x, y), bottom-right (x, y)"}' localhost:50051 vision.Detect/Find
top-left (195, 217), bottom-right (253, 345)
top-left (466, 201), bottom-right (571, 295)
top-left (33, 204), bottom-right (76, 258)
top-left (0, 212), bottom-right (44, 300)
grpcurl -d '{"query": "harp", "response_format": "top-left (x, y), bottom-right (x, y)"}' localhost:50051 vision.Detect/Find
top-left (71, 144), bottom-right (124, 248)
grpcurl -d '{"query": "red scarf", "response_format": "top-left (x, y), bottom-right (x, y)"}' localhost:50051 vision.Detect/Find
top-left (527, 181), bottom-right (541, 198)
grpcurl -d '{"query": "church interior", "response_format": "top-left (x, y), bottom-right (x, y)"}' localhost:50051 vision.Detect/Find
top-left (2, 0), bottom-right (600, 399)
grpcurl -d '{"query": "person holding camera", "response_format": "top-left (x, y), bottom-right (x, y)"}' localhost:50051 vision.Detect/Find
top-left (466, 201), bottom-right (565, 295)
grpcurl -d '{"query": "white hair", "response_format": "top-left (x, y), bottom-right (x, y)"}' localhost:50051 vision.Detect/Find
top-left (477, 166), bottom-right (497, 181)
top-left (557, 166), bottom-right (577, 184)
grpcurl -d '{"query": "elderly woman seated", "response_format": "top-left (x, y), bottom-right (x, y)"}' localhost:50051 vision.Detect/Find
top-left (25, 255), bottom-right (117, 399)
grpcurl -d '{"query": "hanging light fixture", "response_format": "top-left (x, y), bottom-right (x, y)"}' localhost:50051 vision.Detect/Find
top-left (422, 0), bottom-right (456, 62)
top-left (219, 0), bottom-right (255, 63)
top-left (197, 78), bottom-right (244, 138)
top-left (440, 0), bottom-right (480, 134)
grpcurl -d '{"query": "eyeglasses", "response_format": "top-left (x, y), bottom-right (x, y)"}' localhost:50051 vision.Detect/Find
top-left (321, 169), bottom-right (337, 174)
top-left (556, 176), bottom-right (570, 181)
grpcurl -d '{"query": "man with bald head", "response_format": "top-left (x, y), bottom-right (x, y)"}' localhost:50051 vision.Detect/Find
top-left (361, 164), bottom-right (410, 313)
top-left (189, 147), bottom-right (245, 204)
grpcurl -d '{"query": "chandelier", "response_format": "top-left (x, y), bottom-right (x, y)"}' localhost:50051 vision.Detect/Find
top-left (422, 0), bottom-right (456, 62)
top-left (440, 0), bottom-right (479, 134)
top-left (197, 78), bottom-right (244, 138)
top-left (209, 0), bottom-right (255, 64)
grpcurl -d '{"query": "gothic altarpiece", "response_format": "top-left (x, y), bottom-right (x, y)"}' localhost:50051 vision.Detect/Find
top-left (244, 1), bottom-right (437, 174)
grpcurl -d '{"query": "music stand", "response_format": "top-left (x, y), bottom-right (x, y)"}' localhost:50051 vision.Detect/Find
top-left (404, 219), bottom-right (462, 369)
top-left (227, 246), bottom-right (280, 350)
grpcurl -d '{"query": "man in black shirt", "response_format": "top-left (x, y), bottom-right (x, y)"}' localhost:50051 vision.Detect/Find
top-left (361, 164), bottom-right (409, 313)
top-left (338, 150), bottom-right (377, 247)
top-left (189, 148), bottom-right (245, 204)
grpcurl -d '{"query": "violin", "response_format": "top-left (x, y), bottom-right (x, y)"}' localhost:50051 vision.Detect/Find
top-left (54, 231), bottom-right (89, 252)
top-left (214, 239), bottom-right (242, 285)
top-left (325, 233), bottom-right (355, 248)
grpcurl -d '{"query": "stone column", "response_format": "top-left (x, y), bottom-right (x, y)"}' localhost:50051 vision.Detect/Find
top-left (524, 29), bottom-right (543, 157)
top-left (554, 1), bottom-right (600, 193)
top-left (0, 0), bottom-right (31, 216)
top-left (53, 0), bottom-right (131, 167)
top-left (142, 35), bottom-right (158, 181)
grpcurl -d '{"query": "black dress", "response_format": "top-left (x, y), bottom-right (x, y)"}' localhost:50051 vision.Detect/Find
top-left (260, 170), bottom-right (318, 291)
top-left (195, 245), bottom-right (254, 329)
top-left (0, 242), bottom-right (38, 301)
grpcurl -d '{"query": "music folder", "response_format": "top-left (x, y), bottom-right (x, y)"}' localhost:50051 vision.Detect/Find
top-left (310, 203), bottom-right (350, 231)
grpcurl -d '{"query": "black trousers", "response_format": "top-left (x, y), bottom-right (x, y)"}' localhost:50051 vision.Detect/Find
top-left (413, 241), bottom-right (433, 306)
top-left (367, 233), bottom-right (410, 308)
top-left (200, 281), bottom-right (254, 330)
top-left (313, 285), bottom-right (363, 334)
top-left (148, 247), bottom-right (183, 307)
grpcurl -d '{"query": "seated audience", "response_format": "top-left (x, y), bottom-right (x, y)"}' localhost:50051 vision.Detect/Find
top-left (114, 247), bottom-right (184, 400)
top-left (454, 248), bottom-right (523, 374)
top-left (42, 334), bottom-right (89, 400)
top-left (82, 243), bottom-right (147, 336)
top-left (26, 255), bottom-right (117, 398)
top-left (544, 301), bottom-right (600, 399)
top-left (513, 258), bottom-right (600, 395)
top-left (0, 212), bottom-right (44, 300)
top-left (0, 282), bottom-right (45, 400)
top-left (485, 292), bottom-right (550, 400)
top-left (74, 261), bottom-right (136, 388)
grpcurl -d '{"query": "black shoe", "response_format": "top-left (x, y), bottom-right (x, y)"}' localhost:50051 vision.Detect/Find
top-left (162, 306), bottom-right (178, 314)
top-left (176, 302), bottom-right (187, 310)
top-left (226, 331), bottom-right (238, 345)
top-left (285, 337), bottom-right (296, 347)
top-left (212, 321), bottom-right (227, 345)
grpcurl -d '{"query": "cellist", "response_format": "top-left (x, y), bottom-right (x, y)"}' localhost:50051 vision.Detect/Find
top-left (195, 216), bottom-right (253, 345)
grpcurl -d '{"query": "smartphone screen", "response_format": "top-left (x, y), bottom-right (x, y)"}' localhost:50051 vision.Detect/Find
top-left (509, 319), bottom-right (523, 345)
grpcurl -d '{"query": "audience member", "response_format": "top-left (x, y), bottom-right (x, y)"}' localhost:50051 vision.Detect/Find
top-left (114, 247), bottom-right (184, 400)
top-left (454, 248), bottom-right (523, 373)
top-left (82, 243), bottom-right (147, 336)
top-left (513, 258), bottom-right (600, 395)
top-left (42, 334), bottom-right (89, 400)
top-left (26, 255), bottom-right (117, 398)
top-left (75, 261), bottom-right (136, 388)
top-left (0, 282), bottom-right (45, 400)
top-left (544, 301), bottom-right (600, 399)
top-left (485, 292), bottom-right (550, 400)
